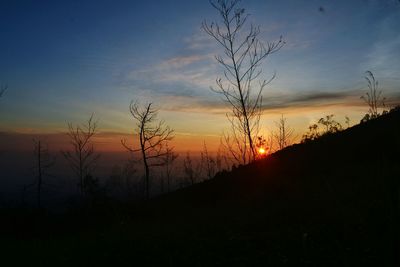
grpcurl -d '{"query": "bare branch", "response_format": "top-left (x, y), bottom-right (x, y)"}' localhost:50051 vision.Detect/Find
top-left (273, 115), bottom-right (295, 151)
top-left (203, 0), bottom-right (284, 164)
top-left (62, 114), bottom-right (100, 196)
top-left (122, 101), bottom-right (175, 199)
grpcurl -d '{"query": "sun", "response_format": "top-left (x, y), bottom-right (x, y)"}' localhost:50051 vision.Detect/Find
top-left (258, 147), bottom-right (266, 155)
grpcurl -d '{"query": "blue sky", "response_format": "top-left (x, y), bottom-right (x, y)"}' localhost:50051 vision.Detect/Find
top-left (0, 0), bottom-right (399, 146)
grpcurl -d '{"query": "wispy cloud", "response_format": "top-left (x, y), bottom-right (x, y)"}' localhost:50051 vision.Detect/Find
top-left (183, 29), bottom-right (216, 51)
top-left (159, 54), bottom-right (210, 69)
top-left (141, 89), bottom-right (400, 114)
top-left (118, 52), bottom-right (217, 101)
top-left (264, 89), bottom-right (400, 111)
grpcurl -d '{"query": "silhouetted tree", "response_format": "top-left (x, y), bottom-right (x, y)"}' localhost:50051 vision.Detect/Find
top-left (274, 115), bottom-right (295, 150)
top-left (32, 139), bottom-right (55, 208)
top-left (62, 114), bottom-right (100, 197)
top-left (201, 142), bottom-right (216, 180)
top-left (215, 146), bottom-right (226, 173)
top-left (183, 152), bottom-right (202, 186)
top-left (318, 114), bottom-right (342, 134)
top-left (162, 143), bottom-right (178, 193)
top-left (183, 152), bottom-right (195, 186)
top-left (203, 0), bottom-right (284, 164)
top-left (121, 101), bottom-right (174, 199)
top-left (302, 114), bottom-right (343, 142)
top-left (302, 124), bottom-right (320, 142)
top-left (361, 71), bottom-right (386, 121)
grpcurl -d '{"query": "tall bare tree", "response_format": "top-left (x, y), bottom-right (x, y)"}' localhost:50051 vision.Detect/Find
top-left (201, 142), bottom-right (217, 180)
top-left (183, 151), bottom-right (203, 186)
top-left (121, 101), bottom-right (174, 200)
top-left (62, 114), bottom-right (99, 197)
top-left (33, 139), bottom-right (55, 208)
top-left (203, 0), bottom-right (284, 164)
top-left (162, 143), bottom-right (178, 193)
top-left (274, 115), bottom-right (295, 151)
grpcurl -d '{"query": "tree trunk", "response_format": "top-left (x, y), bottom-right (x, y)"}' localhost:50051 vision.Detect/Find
top-left (144, 158), bottom-right (150, 200)
top-left (140, 125), bottom-right (150, 200)
top-left (37, 141), bottom-right (42, 208)
top-left (79, 149), bottom-right (84, 197)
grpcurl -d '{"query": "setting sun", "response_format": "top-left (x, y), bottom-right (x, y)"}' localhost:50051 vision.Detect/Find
top-left (258, 147), bottom-right (266, 155)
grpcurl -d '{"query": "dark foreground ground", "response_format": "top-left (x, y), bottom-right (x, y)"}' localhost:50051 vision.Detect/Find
top-left (1, 110), bottom-right (399, 266)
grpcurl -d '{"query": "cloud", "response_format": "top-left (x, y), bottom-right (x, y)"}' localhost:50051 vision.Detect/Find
top-left (118, 52), bottom-right (217, 100)
top-left (159, 55), bottom-right (209, 69)
top-left (263, 90), bottom-right (367, 110)
top-left (263, 89), bottom-right (400, 111)
top-left (183, 30), bottom-right (216, 51)
top-left (157, 89), bottom-right (400, 114)
top-left (148, 91), bottom-right (328, 113)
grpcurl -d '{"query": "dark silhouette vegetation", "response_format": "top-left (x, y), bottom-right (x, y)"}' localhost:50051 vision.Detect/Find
top-left (360, 70), bottom-right (388, 123)
top-left (1, 107), bottom-right (399, 266)
top-left (302, 114), bottom-right (343, 142)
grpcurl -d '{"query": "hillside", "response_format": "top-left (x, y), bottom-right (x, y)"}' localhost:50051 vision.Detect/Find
top-left (2, 109), bottom-right (399, 266)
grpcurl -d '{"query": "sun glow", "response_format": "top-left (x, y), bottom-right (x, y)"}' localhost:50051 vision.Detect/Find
top-left (258, 147), bottom-right (266, 155)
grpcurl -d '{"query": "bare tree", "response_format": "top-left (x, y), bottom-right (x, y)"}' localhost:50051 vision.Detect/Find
top-left (361, 71), bottom-right (385, 120)
top-left (32, 139), bottom-right (55, 208)
top-left (121, 101), bottom-right (174, 200)
top-left (203, 0), bottom-right (284, 164)
top-left (274, 115), bottom-right (295, 151)
top-left (183, 152), bottom-right (203, 186)
top-left (183, 152), bottom-right (195, 186)
top-left (62, 114), bottom-right (99, 197)
top-left (162, 143), bottom-right (178, 193)
top-left (215, 146), bottom-right (226, 173)
top-left (201, 142), bottom-right (217, 180)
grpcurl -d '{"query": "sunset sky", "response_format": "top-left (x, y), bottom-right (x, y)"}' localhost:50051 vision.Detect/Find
top-left (0, 0), bottom-right (399, 152)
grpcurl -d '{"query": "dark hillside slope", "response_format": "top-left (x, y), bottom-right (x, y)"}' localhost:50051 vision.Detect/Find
top-left (2, 110), bottom-right (399, 266)
top-left (144, 109), bottom-right (400, 265)
top-left (157, 109), bottom-right (399, 216)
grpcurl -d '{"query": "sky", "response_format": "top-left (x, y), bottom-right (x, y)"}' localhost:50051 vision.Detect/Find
top-left (0, 0), bottom-right (399, 152)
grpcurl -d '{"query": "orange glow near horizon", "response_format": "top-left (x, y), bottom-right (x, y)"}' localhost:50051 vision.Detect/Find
top-left (258, 147), bottom-right (266, 155)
